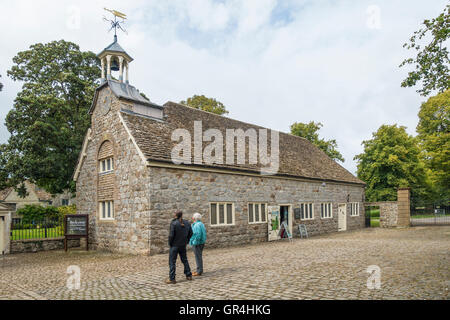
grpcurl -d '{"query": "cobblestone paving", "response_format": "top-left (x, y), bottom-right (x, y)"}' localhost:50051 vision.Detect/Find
top-left (1, 227), bottom-right (449, 300)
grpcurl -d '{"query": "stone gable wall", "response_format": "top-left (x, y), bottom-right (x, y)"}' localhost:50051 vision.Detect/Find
top-left (76, 86), bottom-right (151, 254)
top-left (149, 167), bottom-right (365, 254)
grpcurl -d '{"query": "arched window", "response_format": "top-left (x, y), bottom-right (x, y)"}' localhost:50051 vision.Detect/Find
top-left (98, 140), bottom-right (114, 174)
top-left (97, 140), bottom-right (115, 220)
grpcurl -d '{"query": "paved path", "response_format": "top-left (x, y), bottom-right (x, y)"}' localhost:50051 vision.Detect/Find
top-left (1, 226), bottom-right (449, 300)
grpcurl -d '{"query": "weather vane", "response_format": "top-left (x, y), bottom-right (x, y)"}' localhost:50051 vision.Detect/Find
top-left (103, 8), bottom-right (127, 37)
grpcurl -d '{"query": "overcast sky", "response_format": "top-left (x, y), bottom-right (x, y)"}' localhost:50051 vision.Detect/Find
top-left (0, 0), bottom-right (447, 174)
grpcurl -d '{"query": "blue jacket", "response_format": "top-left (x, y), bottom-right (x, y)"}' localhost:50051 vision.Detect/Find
top-left (189, 221), bottom-right (207, 246)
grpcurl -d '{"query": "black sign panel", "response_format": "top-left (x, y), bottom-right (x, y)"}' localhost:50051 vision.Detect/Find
top-left (65, 215), bottom-right (88, 236)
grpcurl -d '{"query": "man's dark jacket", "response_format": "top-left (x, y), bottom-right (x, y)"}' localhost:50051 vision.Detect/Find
top-left (168, 219), bottom-right (193, 247)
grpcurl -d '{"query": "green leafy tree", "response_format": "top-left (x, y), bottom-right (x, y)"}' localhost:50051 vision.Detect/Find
top-left (180, 95), bottom-right (229, 115)
top-left (354, 124), bottom-right (429, 205)
top-left (417, 89), bottom-right (450, 201)
top-left (290, 121), bottom-right (344, 162)
top-left (400, 4), bottom-right (449, 96)
top-left (0, 74), bottom-right (3, 91)
top-left (0, 40), bottom-right (100, 194)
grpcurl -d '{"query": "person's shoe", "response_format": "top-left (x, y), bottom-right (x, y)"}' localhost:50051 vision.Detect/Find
top-left (166, 279), bottom-right (176, 284)
top-left (192, 272), bottom-right (202, 276)
top-left (186, 276), bottom-right (193, 280)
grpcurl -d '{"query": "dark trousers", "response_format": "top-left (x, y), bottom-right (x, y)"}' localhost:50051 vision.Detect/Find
top-left (192, 244), bottom-right (205, 274)
top-left (169, 246), bottom-right (192, 280)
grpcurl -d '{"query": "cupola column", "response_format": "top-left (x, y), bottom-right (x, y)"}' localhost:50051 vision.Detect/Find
top-left (106, 55), bottom-right (112, 80)
top-left (119, 56), bottom-right (124, 82)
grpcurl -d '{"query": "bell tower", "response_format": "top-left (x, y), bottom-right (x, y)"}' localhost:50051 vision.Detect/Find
top-left (98, 8), bottom-right (133, 83)
top-left (98, 35), bottom-right (133, 83)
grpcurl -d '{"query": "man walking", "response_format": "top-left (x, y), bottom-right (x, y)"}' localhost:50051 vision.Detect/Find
top-left (166, 210), bottom-right (193, 284)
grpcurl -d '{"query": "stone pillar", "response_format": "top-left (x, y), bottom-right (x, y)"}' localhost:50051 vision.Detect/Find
top-left (397, 188), bottom-right (411, 227)
top-left (119, 56), bottom-right (124, 82)
top-left (106, 55), bottom-right (112, 80)
top-left (0, 211), bottom-right (11, 255)
top-left (101, 58), bottom-right (105, 81)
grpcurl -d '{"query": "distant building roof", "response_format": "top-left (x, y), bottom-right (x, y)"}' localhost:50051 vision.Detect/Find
top-left (0, 181), bottom-right (52, 202)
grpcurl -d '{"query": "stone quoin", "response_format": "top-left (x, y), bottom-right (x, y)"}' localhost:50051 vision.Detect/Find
top-left (73, 34), bottom-right (366, 255)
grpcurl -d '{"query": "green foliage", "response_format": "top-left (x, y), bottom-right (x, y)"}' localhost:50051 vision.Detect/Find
top-left (400, 4), bottom-right (450, 96)
top-left (0, 74), bottom-right (3, 91)
top-left (0, 40), bottom-right (101, 194)
top-left (290, 121), bottom-right (345, 162)
top-left (57, 204), bottom-right (77, 216)
top-left (180, 95), bottom-right (229, 115)
top-left (354, 124), bottom-right (429, 206)
top-left (416, 89), bottom-right (450, 201)
top-left (17, 204), bottom-right (60, 223)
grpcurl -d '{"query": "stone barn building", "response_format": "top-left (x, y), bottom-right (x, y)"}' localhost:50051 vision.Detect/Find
top-left (74, 36), bottom-right (366, 255)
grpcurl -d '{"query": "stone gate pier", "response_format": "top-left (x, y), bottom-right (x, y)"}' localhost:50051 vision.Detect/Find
top-left (365, 188), bottom-right (411, 228)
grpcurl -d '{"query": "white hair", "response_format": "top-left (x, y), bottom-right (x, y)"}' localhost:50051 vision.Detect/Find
top-left (193, 212), bottom-right (202, 221)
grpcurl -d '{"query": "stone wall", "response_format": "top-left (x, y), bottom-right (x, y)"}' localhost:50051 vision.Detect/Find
top-left (10, 238), bottom-right (80, 254)
top-left (365, 189), bottom-right (411, 228)
top-left (149, 167), bottom-right (365, 254)
top-left (76, 86), bottom-right (151, 254)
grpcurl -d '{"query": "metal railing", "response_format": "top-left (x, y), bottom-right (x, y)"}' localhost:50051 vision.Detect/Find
top-left (411, 204), bottom-right (450, 226)
top-left (10, 217), bottom-right (64, 240)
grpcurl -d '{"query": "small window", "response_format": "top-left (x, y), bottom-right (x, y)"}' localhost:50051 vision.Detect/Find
top-left (62, 199), bottom-right (69, 206)
top-left (300, 203), bottom-right (314, 220)
top-left (99, 157), bottom-right (114, 174)
top-left (248, 203), bottom-right (267, 224)
top-left (210, 202), bottom-right (234, 226)
top-left (320, 203), bottom-right (333, 219)
top-left (350, 202), bottom-right (360, 216)
top-left (99, 201), bottom-right (114, 220)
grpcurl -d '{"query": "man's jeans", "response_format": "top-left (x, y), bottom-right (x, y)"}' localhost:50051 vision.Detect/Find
top-left (169, 246), bottom-right (192, 280)
top-left (192, 244), bottom-right (205, 274)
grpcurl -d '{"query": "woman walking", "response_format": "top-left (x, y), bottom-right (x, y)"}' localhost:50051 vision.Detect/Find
top-left (190, 212), bottom-right (207, 276)
top-left (166, 210), bottom-right (193, 284)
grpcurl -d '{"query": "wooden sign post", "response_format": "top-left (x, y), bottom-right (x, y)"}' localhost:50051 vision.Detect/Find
top-left (64, 214), bottom-right (89, 252)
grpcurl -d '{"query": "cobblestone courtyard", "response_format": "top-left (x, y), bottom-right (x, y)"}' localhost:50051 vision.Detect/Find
top-left (1, 226), bottom-right (449, 300)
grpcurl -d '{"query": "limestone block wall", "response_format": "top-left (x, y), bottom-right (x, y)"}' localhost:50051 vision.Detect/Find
top-left (10, 238), bottom-right (80, 254)
top-left (149, 167), bottom-right (365, 254)
top-left (76, 86), bottom-right (151, 254)
top-left (365, 188), bottom-right (411, 228)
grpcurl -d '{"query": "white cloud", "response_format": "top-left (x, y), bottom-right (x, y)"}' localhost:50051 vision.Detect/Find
top-left (0, 0), bottom-right (447, 175)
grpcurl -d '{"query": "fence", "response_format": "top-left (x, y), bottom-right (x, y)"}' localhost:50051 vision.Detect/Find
top-left (10, 217), bottom-right (64, 241)
top-left (410, 202), bottom-right (450, 226)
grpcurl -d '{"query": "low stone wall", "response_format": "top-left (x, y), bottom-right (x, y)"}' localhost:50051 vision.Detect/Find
top-left (365, 188), bottom-right (411, 228)
top-left (10, 237), bottom-right (80, 254)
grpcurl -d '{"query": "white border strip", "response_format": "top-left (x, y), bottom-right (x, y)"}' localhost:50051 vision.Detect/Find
top-left (73, 128), bottom-right (91, 182)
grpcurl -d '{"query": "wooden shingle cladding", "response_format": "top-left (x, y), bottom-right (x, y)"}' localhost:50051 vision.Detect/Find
top-left (120, 102), bottom-right (365, 186)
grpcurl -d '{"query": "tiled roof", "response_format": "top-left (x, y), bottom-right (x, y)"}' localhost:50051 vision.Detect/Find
top-left (120, 102), bottom-right (365, 185)
top-left (0, 187), bottom-right (12, 201)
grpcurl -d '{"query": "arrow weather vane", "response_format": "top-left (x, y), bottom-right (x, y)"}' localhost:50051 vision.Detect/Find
top-left (103, 8), bottom-right (128, 37)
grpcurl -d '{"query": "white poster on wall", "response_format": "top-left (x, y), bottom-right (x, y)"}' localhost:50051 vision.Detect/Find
top-left (268, 205), bottom-right (281, 241)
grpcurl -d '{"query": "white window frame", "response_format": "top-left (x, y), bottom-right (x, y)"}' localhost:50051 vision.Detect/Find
top-left (350, 202), bottom-right (360, 216)
top-left (210, 202), bottom-right (235, 227)
top-left (300, 203), bottom-right (314, 220)
top-left (99, 200), bottom-right (115, 220)
top-left (248, 203), bottom-right (267, 224)
top-left (99, 157), bottom-right (114, 174)
top-left (320, 202), bottom-right (333, 219)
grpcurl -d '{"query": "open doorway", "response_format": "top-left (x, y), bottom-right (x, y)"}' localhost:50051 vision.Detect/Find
top-left (280, 205), bottom-right (293, 237)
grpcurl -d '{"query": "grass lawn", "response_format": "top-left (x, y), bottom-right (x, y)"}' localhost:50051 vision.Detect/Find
top-left (11, 227), bottom-right (64, 240)
top-left (370, 218), bottom-right (380, 228)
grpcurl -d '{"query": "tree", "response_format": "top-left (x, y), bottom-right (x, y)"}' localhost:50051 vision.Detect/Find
top-left (400, 4), bottom-right (449, 96)
top-left (0, 74), bottom-right (3, 91)
top-left (290, 121), bottom-right (344, 162)
top-left (180, 95), bottom-right (229, 115)
top-left (354, 124), bottom-right (429, 205)
top-left (417, 89), bottom-right (450, 201)
top-left (0, 40), bottom-right (100, 195)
